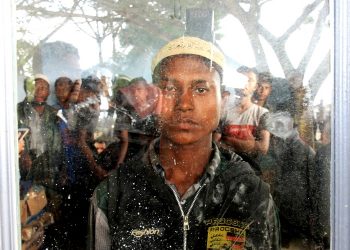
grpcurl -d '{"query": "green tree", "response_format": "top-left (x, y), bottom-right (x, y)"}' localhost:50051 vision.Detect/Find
top-left (16, 0), bottom-right (330, 99)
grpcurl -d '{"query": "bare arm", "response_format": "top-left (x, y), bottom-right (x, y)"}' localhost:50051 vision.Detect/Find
top-left (221, 134), bottom-right (255, 153)
top-left (254, 129), bottom-right (270, 155)
top-left (220, 129), bottom-right (270, 155)
top-left (116, 130), bottom-right (128, 165)
top-left (77, 129), bottom-right (108, 180)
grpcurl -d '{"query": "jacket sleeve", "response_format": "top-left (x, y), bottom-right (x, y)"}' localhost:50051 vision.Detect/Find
top-left (247, 190), bottom-right (280, 249)
top-left (88, 189), bottom-right (111, 250)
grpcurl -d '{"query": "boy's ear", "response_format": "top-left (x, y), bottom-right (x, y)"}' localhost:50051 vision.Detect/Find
top-left (153, 86), bottom-right (163, 116)
top-left (219, 97), bottom-right (226, 119)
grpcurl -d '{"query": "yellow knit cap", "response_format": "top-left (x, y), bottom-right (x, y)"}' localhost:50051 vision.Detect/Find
top-left (151, 36), bottom-right (225, 73)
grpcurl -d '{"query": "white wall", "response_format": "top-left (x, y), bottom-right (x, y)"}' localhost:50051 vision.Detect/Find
top-left (0, 0), bottom-right (21, 249)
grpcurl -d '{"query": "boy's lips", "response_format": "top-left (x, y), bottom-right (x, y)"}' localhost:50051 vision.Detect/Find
top-left (170, 118), bottom-right (199, 130)
top-left (35, 97), bottom-right (47, 102)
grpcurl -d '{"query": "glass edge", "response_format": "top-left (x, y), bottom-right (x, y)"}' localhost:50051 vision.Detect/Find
top-left (332, 0), bottom-right (350, 249)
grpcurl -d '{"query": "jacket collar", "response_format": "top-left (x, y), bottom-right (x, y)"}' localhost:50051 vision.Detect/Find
top-left (146, 138), bottom-right (221, 182)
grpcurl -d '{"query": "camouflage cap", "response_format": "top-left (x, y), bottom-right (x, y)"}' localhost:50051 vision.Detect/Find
top-left (151, 36), bottom-right (225, 73)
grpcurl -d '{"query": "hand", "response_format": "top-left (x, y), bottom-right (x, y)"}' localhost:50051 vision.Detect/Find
top-left (100, 76), bottom-right (110, 97)
top-left (223, 124), bottom-right (255, 141)
top-left (18, 139), bottom-right (25, 155)
top-left (93, 165), bottom-right (108, 180)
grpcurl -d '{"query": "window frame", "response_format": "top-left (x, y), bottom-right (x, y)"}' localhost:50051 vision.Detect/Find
top-left (332, 0), bottom-right (350, 249)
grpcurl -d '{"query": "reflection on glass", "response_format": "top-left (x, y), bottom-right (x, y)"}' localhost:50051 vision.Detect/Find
top-left (16, 0), bottom-right (331, 249)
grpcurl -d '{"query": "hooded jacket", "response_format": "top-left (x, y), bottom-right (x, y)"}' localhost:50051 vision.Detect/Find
top-left (88, 141), bottom-right (280, 250)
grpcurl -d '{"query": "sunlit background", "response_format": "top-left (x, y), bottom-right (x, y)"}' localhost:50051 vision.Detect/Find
top-left (16, 0), bottom-right (331, 106)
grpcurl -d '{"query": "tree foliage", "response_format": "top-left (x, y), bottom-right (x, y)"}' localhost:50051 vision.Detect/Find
top-left (16, 0), bottom-right (330, 99)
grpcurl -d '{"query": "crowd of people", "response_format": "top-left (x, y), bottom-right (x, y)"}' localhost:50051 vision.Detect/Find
top-left (18, 36), bottom-right (330, 250)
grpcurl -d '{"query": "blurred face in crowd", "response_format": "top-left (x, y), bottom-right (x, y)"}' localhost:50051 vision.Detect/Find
top-left (221, 90), bottom-right (231, 109)
top-left (94, 141), bottom-right (106, 154)
top-left (77, 88), bottom-right (97, 103)
top-left (34, 79), bottom-right (50, 102)
top-left (55, 78), bottom-right (73, 105)
top-left (241, 71), bottom-right (258, 97)
top-left (69, 80), bottom-right (81, 103)
top-left (257, 82), bottom-right (272, 102)
top-left (157, 55), bottom-right (221, 146)
top-left (132, 81), bottom-right (149, 107)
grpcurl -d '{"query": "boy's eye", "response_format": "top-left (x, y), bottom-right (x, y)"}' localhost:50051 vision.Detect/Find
top-left (195, 87), bottom-right (208, 94)
top-left (161, 83), bottom-right (177, 92)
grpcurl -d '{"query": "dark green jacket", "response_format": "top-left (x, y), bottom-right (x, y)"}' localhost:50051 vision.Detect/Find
top-left (89, 143), bottom-right (280, 250)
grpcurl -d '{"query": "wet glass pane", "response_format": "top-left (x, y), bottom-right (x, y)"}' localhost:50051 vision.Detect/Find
top-left (16, 0), bottom-right (331, 249)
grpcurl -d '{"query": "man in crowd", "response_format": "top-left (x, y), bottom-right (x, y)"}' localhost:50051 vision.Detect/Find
top-left (113, 77), bottom-right (160, 161)
top-left (254, 71), bottom-right (273, 108)
top-left (62, 75), bottom-right (108, 250)
top-left (262, 79), bottom-right (317, 248)
top-left (17, 74), bottom-right (64, 248)
top-left (17, 73), bottom-right (63, 191)
top-left (53, 76), bottom-right (76, 188)
top-left (54, 76), bottom-right (74, 110)
top-left (88, 36), bottom-right (280, 249)
top-left (215, 66), bottom-right (270, 175)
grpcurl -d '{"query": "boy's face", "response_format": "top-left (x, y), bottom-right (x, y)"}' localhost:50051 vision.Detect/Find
top-left (55, 80), bottom-right (73, 103)
top-left (242, 71), bottom-right (257, 96)
top-left (257, 82), bottom-right (272, 101)
top-left (157, 55), bottom-right (221, 145)
top-left (34, 79), bottom-right (50, 102)
top-left (133, 82), bottom-right (149, 106)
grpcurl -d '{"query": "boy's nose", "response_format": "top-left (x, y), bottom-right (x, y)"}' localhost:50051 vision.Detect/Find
top-left (176, 89), bottom-right (194, 111)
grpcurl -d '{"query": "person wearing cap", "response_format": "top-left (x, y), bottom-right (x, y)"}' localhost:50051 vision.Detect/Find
top-left (17, 74), bottom-right (64, 245)
top-left (88, 37), bottom-right (280, 250)
top-left (111, 77), bottom-right (160, 163)
top-left (109, 74), bottom-right (131, 109)
top-left (17, 77), bottom-right (36, 177)
top-left (17, 73), bottom-right (62, 181)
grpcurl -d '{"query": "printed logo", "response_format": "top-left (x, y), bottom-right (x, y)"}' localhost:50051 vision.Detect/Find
top-left (131, 228), bottom-right (163, 238)
top-left (207, 225), bottom-right (246, 250)
top-left (204, 218), bottom-right (250, 229)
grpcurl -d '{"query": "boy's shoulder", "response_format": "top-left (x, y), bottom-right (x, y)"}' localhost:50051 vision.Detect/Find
top-left (217, 148), bottom-right (270, 200)
top-left (93, 175), bottom-right (110, 214)
top-left (217, 148), bottom-right (256, 176)
top-left (94, 160), bottom-right (146, 214)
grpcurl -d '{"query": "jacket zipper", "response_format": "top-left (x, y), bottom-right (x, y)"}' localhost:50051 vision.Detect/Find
top-left (169, 184), bottom-right (206, 250)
